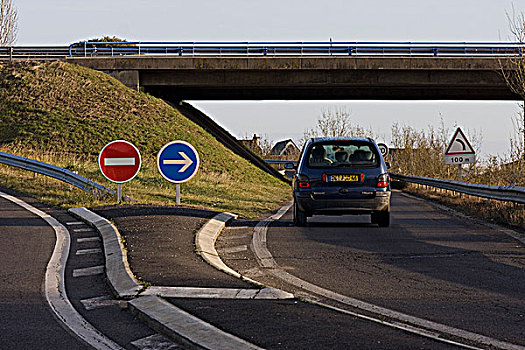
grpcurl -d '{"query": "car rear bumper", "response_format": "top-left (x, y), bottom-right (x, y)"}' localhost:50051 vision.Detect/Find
top-left (295, 191), bottom-right (391, 215)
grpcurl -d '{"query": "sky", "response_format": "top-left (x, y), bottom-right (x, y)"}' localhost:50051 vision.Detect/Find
top-left (15, 0), bottom-right (525, 160)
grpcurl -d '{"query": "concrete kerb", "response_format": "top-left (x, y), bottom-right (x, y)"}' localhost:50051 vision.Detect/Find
top-left (195, 212), bottom-right (294, 299)
top-left (68, 207), bottom-right (142, 299)
top-left (128, 295), bottom-right (263, 350)
top-left (69, 207), bottom-right (267, 350)
top-left (194, 213), bottom-right (247, 281)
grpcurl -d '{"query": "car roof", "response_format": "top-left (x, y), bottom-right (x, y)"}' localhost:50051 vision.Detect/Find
top-left (310, 136), bottom-right (374, 143)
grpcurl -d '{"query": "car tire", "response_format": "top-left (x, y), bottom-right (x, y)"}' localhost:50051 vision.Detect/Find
top-left (293, 200), bottom-right (307, 226)
top-left (372, 210), bottom-right (390, 227)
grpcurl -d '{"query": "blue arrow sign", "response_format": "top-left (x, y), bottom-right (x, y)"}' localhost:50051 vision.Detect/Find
top-left (157, 141), bottom-right (200, 183)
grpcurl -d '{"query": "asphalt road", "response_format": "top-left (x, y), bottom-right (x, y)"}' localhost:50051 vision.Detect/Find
top-left (269, 193), bottom-right (525, 345)
top-left (3, 185), bottom-right (522, 349)
top-left (0, 195), bottom-right (91, 350)
top-left (218, 192), bottom-right (525, 348)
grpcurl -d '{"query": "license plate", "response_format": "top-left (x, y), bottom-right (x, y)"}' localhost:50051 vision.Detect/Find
top-left (327, 174), bottom-right (359, 182)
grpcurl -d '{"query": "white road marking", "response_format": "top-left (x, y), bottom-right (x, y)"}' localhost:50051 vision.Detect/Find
top-left (73, 227), bottom-right (94, 233)
top-left (249, 201), bottom-right (525, 350)
top-left (77, 236), bottom-right (101, 243)
top-left (141, 286), bottom-right (293, 300)
top-left (104, 157), bottom-right (135, 166)
top-left (0, 191), bottom-right (123, 350)
top-left (223, 245), bottom-right (248, 254)
top-left (80, 296), bottom-right (126, 311)
top-left (76, 248), bottom-right (102, 255)
top-left (131, 334), bottom-right (181, 350)
top-left (73, 265), bottom-right (104, 278)
top-left (66, 221), bottom-right (84, 225)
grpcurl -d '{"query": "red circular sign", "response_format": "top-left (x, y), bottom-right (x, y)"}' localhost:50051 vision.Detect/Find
top-left (98, 140), bottom-right (141, 183)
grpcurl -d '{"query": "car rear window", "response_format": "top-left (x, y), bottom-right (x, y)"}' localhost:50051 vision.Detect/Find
top-left (306, 141), bottom-right (379, 168)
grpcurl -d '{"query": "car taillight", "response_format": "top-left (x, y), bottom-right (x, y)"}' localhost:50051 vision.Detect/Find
top-left (377, 173), bottom-right (388, 188)
top-left (360, 173), bottom-right (365, 182)
top-left (297, 174), bottom-right (310, 189)
top-left (322, 173), bottom-right (327, 182)
top-left (298, 182), bottom-right (310, 188)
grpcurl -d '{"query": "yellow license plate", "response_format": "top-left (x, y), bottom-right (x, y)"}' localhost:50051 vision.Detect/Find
top-left (328, 174), bottom-right (359, 182)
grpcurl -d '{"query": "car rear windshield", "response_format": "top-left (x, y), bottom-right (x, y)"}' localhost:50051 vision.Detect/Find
top-left (306, 141), bottom-right (379, 168)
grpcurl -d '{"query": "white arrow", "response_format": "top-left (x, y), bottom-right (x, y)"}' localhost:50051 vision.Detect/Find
top-left (163, 152), bottom-right (193, 172)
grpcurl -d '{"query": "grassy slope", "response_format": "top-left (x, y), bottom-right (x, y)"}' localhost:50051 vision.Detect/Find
top-left (0, 61), bottom-right (290, 217)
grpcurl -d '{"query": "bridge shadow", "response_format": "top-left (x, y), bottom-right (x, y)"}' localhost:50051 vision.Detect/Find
top-left (0, 216), bottom-right (48, 227)
top-left (91, 204), bottom-right (217, 221)
top-left (270, 197), bottom-right (525, 302)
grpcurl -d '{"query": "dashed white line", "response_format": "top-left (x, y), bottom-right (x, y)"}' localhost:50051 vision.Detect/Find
top-left (131, 334), bottom-right (181, 350)
top-left (76, 248), bottom-right (102, 255)
top-left (73, 265), bottom-right (104, 278)
top-left (249, 201), bottom-right (525, 350)
top-left (77, 236), bottom-right (101, 243)
top-left (73, 228), bottom-right (95, 233)
top-left (80, 296), bottom-right (126, 311)
top-left (0, 191), bottom-right (123, 350)
top-left (66, 221), bottom-right (85, 226)
top-left (223, 245), bottom-right (248, 254)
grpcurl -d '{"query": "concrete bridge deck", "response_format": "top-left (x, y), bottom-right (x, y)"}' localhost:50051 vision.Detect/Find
top-left (67, 56), bottom-right (521, 100)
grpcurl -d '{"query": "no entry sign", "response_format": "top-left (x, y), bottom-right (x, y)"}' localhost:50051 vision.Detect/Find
top-left (98, 140), bottom-right (141, 183)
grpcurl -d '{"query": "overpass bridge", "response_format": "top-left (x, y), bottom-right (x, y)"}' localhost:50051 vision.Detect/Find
top-left (59, 41), bottom-right (524, 101)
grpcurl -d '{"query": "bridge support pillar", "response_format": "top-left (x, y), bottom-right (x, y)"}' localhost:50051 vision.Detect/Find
top-left (107, 70), bottom-right (140, 91)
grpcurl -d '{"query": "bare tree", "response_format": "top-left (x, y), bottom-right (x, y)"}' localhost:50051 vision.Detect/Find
top-left (0, 0), bottom-right (17, 46)
top-left (501, 6), bottom-right (525, 155)
top-left (301, 107), bottom-right (374, 146)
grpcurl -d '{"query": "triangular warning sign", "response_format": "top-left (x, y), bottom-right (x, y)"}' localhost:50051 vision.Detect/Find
top-left (445, 127), bottom-right (475, 155)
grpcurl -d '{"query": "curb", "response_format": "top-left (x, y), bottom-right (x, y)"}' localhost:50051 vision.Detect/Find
top-left (69, 207), bottom-right (142, 299)
top-left (0, 193), bottom-right (122, 350)
top-left (195, 212), bottom-right (251, 282)
top-left (195, 211), bottom-right (294, 298)
top-left (128, 295), bottom-right (263, 350)
top-left (70, 207), bottom-right (265, 350)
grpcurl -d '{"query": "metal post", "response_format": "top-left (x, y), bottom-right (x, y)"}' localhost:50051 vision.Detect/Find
top-left (176, 184), bottom-right (181, 205)
top-left (458, 164), bottom-right (463, 182)
top-left (9, 47), bottom-right (13, 62)
top-left (117, 183), bottom-right (122, 203)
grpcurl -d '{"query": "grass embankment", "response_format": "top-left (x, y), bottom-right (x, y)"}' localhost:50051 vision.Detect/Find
top-left (0, 61), bottom-right (290, 217)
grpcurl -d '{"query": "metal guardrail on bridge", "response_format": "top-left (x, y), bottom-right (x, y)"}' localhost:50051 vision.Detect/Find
top-left (390, 173), bottom-right (525, 204)
top-left (1, 42), bottom-right (523, 60)
top-left (0, 46), bottom-right (70, 60)
top-left (0, 151), bottom-right (115, 198)
top-left (67, 41), bottom-right (525, 57)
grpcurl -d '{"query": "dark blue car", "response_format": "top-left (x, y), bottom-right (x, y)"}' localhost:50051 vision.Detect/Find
top-left (291, 137), bottom-right (391, 226)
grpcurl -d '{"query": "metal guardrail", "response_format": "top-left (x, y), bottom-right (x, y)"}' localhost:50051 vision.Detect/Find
top-left (390, 173), bottom-right (525, 204)
top-left (0, 151), bottom-right (115, 198)
top-left (264, 159), bottom-right (298, 165)
top-left (0, 42), bottom-right (522, 60)
top-left (0, 46), bottom-right (70, 60)
top-left (67, 41), bottom-right (525, 57)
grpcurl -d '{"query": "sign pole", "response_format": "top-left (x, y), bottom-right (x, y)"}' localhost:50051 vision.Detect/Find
top-left (117, 183), bottom-right (122, 203)
top-left (458, 164), bottom-right (463, 182)
top-left (157, 141), bottom-right (200, 206)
